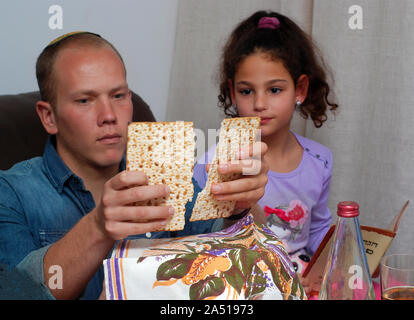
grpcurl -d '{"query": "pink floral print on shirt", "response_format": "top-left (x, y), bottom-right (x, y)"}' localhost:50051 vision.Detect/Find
top-left (264, 200), bottom-right (309, 241)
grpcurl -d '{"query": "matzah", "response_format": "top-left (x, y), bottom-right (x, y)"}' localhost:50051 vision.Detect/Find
top-left (190, 117), bottom-right (260, 221)
top-left (126, 122), bottom-right (194, 231)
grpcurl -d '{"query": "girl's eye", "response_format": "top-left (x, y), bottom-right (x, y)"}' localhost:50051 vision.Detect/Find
top-left (239, 89), bottom-right (252, 95)
top-left (270, 87), bottom-right (281, 94)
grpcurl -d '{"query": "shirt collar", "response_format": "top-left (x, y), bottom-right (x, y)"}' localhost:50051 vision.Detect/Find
top-left (43, 136), bottom-right (127, 193)
top-left (43, 136), bottom-right (74, 193)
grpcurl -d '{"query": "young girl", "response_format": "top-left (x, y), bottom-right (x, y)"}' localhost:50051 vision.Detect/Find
top-left (193, 10), bottom-right (338, 273)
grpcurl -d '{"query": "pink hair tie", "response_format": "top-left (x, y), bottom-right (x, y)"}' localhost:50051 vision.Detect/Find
top-left (257, 16), bottom-right (280, 29)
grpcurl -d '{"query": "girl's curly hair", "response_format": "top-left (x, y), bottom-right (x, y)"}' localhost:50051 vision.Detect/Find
top-left (218, 10), bottom-right (338, 128)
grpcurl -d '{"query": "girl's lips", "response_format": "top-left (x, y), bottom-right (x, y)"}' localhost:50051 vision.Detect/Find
top-left (260, 118), bottom-right (273, 125)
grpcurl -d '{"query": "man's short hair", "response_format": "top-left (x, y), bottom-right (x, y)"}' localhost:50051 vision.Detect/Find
top-left (36, 32), bottom-right (126, 108)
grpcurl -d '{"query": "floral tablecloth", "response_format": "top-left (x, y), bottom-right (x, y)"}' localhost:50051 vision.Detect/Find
top-left (103, 214), bottom-right (306, 300)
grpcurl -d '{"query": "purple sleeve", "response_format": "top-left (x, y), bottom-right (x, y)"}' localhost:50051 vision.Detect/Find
top-left (192, 145), bottom-right (216, 189)
top-left (306, 151), bottom-right (333, 254)
top-left (193, 163), bottom-right (208, 189)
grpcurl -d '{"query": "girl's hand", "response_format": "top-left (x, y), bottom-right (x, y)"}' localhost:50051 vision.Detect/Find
top-left (209, 141), bottom-right (269, 209)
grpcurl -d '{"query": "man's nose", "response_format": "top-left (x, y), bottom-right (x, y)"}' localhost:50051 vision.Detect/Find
top-left (98, 97), bottom-right (117, 125)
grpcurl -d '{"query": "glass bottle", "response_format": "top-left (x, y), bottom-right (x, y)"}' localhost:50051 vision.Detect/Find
top-left (319, 201), bottom-right (375, 300)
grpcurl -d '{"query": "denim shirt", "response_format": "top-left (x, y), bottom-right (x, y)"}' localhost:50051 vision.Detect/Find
top-left (0, 137), bottom-right (216, 299)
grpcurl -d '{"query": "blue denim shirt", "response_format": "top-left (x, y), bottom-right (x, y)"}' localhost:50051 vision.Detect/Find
top-left (0, 136), bottom-right (217, 299)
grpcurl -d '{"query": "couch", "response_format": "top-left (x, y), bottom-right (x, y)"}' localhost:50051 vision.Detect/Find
top-left (0, 91), bottom-right (155, 170)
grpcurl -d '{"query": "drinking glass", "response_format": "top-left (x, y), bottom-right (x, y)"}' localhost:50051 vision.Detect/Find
top-left (380, 253), bottom-right (414, 300)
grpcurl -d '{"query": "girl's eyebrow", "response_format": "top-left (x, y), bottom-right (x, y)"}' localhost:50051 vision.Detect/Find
top-left (235, 79), bottom-right (288, 86)
top-left (266, 79), bottom-right (288, 85)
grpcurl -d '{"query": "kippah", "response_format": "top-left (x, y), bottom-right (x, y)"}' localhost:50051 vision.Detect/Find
top-left (45, 31), bottom-right (101, 48)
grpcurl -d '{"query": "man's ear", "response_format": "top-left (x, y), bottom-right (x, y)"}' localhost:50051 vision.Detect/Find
top-left (36, 101), bottom-right (58, 135)
top-left (295, 74), bottom-right (309, 104)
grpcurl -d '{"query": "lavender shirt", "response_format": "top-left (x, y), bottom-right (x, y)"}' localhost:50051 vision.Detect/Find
top-left (193, 132), bottom-right (332, 255)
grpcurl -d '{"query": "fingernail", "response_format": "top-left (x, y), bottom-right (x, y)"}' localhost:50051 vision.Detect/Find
top-left (211, 184), bottom-right (221, 194)
top-left (168, 207), bottom-right (175, 216)
top-left (219, 164), bottom-right (228, 173)
top-left (165, 185), bottom-right (170, 194)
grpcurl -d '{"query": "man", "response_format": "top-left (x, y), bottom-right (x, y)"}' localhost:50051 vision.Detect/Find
top-left (0, 32), bottom-right (269, 299)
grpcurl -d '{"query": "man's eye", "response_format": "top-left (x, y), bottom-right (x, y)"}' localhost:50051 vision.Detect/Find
top-left (76, 98), bottom-right (89, 104)
top-left (114, 93), bottom-right (125, 99)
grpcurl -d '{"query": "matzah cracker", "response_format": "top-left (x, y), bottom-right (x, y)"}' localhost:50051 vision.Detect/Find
top-left (126, 122), bottom-right (195, 231)
top-left (190, 117), bottom-right (260, 221)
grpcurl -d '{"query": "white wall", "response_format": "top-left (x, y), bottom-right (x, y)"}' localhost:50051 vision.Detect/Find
top-left (0, 0), bottom-right (178, 121)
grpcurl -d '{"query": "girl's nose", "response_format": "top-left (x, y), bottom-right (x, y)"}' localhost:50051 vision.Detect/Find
top-left (254, 93), bottom-right (268, 112)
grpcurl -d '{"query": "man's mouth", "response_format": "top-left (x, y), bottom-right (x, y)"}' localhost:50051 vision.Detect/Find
top-left (98, 134), bottom-right (121, 144)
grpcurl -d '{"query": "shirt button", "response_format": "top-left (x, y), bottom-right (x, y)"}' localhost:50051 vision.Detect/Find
top-left (145, 232), bottom-right (152, 238)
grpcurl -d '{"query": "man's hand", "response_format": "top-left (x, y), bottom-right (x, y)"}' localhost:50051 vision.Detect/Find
top-left (44, 170), bottom-right (173, 299)
top-left (209, 141), bottom-right (269, 210)
top-left (95, 170), bottom-right (174, 240)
